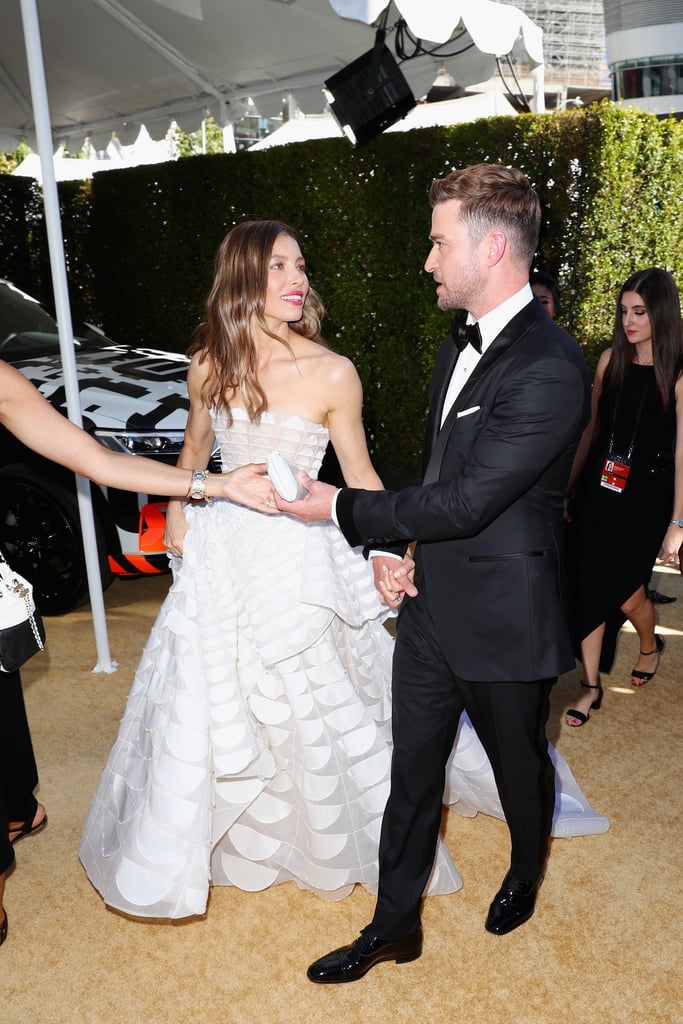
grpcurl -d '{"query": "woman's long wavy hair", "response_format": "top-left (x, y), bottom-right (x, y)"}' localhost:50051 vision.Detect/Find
top-left (188, 220), bottom-right (326, 419)
top-left (602, 267), bottom-right (683, 409)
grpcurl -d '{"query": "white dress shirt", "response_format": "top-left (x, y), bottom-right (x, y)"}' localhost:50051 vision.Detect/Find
top-left (440, 283), bottom-right (534, 425)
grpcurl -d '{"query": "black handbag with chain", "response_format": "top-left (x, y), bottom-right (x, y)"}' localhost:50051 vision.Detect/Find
top-left (0, 552), bottom-right (46, 673)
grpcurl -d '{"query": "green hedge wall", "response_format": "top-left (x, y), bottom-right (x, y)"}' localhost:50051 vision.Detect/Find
top-left (1, 103), bottom-right (682, 483)
top-left (0, 174), bottom-right (43, 295)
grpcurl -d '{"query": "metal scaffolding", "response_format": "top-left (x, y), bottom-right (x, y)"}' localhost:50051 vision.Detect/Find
top-left (510, 0), bottom-right (610, 88)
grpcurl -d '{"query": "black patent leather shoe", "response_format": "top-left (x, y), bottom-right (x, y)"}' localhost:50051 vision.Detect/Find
top-left (485, 873), bottom-right (539, 935)
top-left (307, 925), bottom-right (423, 984)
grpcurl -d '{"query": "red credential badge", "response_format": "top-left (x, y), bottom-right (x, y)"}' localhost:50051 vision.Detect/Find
top-left (600, 453), bottom-right (631, 493)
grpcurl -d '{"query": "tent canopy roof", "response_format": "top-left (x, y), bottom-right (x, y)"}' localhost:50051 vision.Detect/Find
top-left (1, 0), bottom-right (542, 151)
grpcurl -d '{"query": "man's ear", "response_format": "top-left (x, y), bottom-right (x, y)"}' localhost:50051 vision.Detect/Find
top-left (486, 231), bottom-right (508, 267)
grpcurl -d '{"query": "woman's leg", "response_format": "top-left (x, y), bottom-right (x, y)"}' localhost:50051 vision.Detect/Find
top-left (1, 777), bottom-right (16, 947)
top-left (622, 586), bottom-right (660, 684)
top-left (0, 670), bottom-right (42, 840)
top-left (0, 868), bottom-right (6, 944)
top-left (566, 622), bottom-right (606, 725)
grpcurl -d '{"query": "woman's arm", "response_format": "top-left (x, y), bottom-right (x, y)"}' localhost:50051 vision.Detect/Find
top-left (324, 355), bottom-right (415, 601)
top-left (565, 348), bottom-right (611, 504)
top-left (325, 357), bottom-right (383, 490)
top-left (162, 356), bottom-right (222, 553)
top-left (658, 371), bottom-right (683, 563)
top-left (0, 360), bottom-right (271, 508)
top-left (167, 354), bottom-right (218, 475)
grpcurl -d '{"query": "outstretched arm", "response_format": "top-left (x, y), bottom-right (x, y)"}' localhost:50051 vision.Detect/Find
top-left (0, 360), bottom-right (273, 510)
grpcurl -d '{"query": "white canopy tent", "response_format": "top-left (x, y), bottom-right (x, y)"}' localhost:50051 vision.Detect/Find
top-left (2, 1), bottom-right (544, 153)
top-left (12, 128), bottom-right (173, 183)
top-left (3, 0), bottom-right (544, 669)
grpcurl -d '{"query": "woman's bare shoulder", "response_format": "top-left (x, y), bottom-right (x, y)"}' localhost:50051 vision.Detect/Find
top-left (187, 349), bottom-right (214, 383)
top-left (189, 348), bottom-right (211, 370)
top-left (296, 339), bottom-right (357, 380)
top-left (595, 347), bottom-right (612, 375)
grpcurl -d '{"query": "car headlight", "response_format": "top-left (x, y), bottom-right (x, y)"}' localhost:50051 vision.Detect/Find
top-left (94, 431), bottom-right (186, 456)
top-left (94, 431), bottom-right (222, 471)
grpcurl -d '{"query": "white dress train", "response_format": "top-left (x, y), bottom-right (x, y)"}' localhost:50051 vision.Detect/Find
top-left (78, 410), bottom-right (608, 919)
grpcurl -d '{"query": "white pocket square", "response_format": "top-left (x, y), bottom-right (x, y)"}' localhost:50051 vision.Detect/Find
top-left (456, 405), bottom-right (480, 419)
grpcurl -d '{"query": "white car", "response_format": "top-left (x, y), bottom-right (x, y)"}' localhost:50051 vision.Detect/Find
top-left (0, 278), bottom-right (203, 614)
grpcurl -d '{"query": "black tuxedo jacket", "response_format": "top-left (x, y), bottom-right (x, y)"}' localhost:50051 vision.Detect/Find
top-left (337, 299), bottom-right (591, 682)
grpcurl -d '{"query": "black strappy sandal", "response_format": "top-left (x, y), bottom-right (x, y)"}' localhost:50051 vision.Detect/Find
top-left (0, 910), bottom-right (7, 948)
top-left (9, 809), bottom-right (47, 846)
top-left (631, 634), bottom-right (664, 686)
top-left (566, 680), bottom-right (604, 727)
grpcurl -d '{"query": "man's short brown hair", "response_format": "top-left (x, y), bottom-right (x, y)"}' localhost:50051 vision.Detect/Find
top-left (429, 163), bottom-right (541, 268)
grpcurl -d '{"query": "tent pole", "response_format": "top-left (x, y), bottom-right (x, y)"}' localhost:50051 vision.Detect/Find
top-left (19, 0), bottom-right (116, 673)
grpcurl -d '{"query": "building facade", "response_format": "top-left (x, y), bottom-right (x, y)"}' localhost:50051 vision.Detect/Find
top-left (603, 0), bottom-right (683, 113)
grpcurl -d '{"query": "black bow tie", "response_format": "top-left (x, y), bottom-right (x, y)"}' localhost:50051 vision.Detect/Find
top-left (451, 318), bottom-right (482, 354)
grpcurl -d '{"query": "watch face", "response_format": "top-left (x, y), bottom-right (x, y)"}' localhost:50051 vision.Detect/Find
top-left (190, 470), bottom-right (207, 500)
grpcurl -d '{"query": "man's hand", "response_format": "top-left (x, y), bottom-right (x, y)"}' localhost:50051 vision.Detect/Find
top-left (273, 474), bottom-right (337, 521)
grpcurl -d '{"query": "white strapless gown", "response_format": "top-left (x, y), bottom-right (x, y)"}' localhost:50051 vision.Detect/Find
top-left (79, 410), bottom-right (608, 919)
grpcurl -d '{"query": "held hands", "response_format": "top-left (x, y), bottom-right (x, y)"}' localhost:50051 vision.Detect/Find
top-left (372, 552), bottom-right (419, 606)
top-left (250, 468), bottom-right (420, 602)
top-left (270, 471), bottom-right (418, 602)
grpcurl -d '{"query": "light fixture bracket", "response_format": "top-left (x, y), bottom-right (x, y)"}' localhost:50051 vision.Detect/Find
top-left (323, 30), bottom-right (416, 147)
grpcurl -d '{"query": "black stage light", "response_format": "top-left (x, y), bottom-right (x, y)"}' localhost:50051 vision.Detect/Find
top-left (323, 32), bottom-right (416, 147)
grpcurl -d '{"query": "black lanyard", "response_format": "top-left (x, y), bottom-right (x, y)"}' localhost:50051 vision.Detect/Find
top-left (607, 383), bottom-right (649, 459)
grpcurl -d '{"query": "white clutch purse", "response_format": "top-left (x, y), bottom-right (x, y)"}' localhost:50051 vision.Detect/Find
top-left (266, 451), bottom-right (309, 501)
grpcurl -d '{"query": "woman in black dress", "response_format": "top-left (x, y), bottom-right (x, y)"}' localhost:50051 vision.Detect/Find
top-left (565, 268), bottom-right (683, 726)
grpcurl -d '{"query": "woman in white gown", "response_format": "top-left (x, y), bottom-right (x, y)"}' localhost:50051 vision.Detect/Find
top-left (78, 221), bottom-right (607, 921)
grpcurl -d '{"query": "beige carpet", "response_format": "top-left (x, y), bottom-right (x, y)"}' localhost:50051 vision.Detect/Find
top-left (3, 568), bottom-right (681, 1024)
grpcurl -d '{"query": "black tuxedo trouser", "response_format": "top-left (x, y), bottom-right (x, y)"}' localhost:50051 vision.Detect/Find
top-left (369, 596), bottom-right (555, 939)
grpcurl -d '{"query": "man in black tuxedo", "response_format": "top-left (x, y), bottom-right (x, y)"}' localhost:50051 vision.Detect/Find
top-left (276, 163), bottom-right (591, 983)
